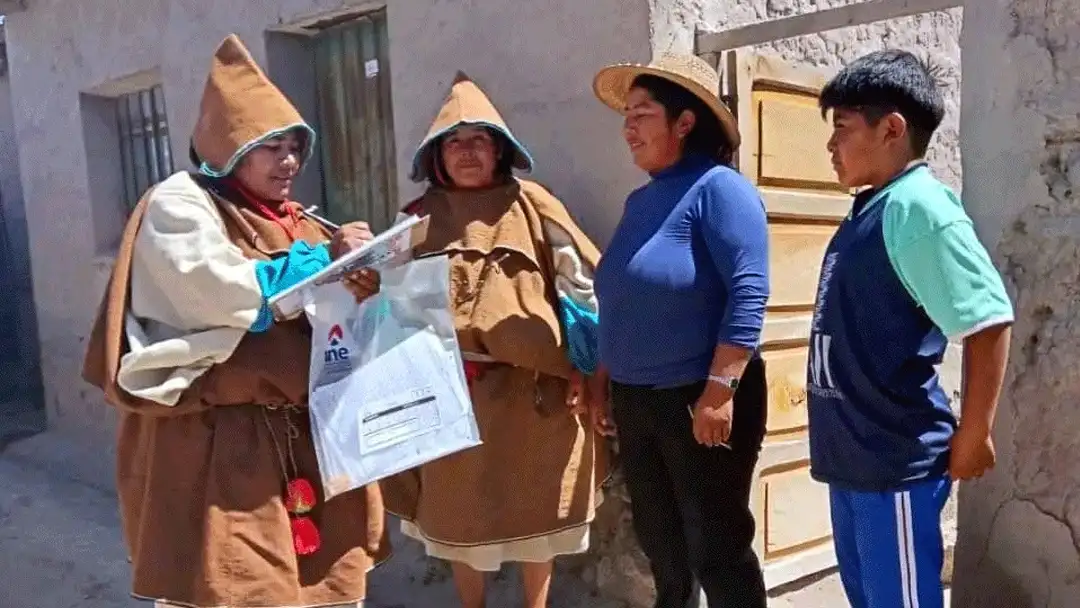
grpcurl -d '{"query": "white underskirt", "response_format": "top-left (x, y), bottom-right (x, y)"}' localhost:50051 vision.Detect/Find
top-left (400, 519), bottom-right (591, 572)
top-left (399, 490), bottom-right (603, 572)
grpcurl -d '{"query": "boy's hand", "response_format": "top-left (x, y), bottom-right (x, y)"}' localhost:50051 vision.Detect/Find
top-left (949, 424), bottom-right (996, 480)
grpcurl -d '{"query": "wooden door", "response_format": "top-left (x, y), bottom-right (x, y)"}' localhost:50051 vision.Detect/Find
top-left (720, 51), bottom-right (849, 589)
top-left (312, 9), bottom-right (399, 231)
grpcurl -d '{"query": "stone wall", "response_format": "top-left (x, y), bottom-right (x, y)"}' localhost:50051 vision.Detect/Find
top-left (953, 1), bottom-right (1080, 606)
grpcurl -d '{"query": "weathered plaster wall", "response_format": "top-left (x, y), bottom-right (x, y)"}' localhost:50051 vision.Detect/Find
top-left (384, 0), bottom-right (651, 244)
top-left (649, 0), bottom-right (963, 191)
top-left (5, 0), bottom-right (651, 481)
top-left (952, 1), bottom-right (1080, 606)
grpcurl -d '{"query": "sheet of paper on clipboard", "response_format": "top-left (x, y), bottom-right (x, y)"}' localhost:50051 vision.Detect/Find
top-left (268, 214), bottom-right (430, 318)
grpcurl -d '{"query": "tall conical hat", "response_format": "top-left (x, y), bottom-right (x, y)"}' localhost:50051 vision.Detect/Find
top-left (192, 34), bottom-right (315, 177)
top-left (410, 71), bottom-right (533, 183)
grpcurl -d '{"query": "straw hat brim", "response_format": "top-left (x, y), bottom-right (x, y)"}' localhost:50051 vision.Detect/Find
top-left (593, 63), bottom-right (741, 150)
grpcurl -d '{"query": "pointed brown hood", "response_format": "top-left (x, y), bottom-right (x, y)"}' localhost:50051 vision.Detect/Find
top-left (192, 34), bottom-right (315, 177)
top-left (410, 71), bottom-right (533, 183)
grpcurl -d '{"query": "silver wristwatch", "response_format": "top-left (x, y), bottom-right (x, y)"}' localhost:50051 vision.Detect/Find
top-left (707, 374), bottom-right (740, 390)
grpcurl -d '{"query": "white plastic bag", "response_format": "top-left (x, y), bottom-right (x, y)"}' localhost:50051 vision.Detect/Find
top-left (304, 255), bottom-right (481, 500)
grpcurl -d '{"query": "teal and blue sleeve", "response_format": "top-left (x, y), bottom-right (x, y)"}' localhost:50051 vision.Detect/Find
top-left (884, 210), bottom-right (1014, 340)
top-left (249, 241), bottom-right (332, 332)
top-left (559, 295), bottom-right (600, 374)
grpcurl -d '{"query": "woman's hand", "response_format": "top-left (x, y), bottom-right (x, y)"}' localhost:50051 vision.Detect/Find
top-left (566, 370), bottom-right (588, 416)
top-left (587, 370), bottom-right (617, 438)
top-left (691, 381), bottom-right (735, 448)
top-left (330, 221), bottom-right (375, 260)
top-left (343, 268), bottom-right (380, 304)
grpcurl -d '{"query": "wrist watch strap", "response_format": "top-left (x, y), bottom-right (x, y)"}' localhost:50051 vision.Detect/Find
top-left (707, 374), bottom-right (740, 390)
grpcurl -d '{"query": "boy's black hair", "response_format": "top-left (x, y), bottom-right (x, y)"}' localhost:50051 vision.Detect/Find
top-left (819, 50), bottom-right (946, 157)
top-left (631, 74), bottom-right (734, 166)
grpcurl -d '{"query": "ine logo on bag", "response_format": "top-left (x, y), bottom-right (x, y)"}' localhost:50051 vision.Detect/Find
top-left (325, 324), bottom-right (351, 364)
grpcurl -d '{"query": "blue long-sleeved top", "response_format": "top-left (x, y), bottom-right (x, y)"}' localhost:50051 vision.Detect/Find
top-left (595, 154), bottom-right (769, 387)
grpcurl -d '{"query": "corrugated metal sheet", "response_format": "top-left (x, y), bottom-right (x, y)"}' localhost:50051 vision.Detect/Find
top-left (314, 10), bottom-right (398, 231)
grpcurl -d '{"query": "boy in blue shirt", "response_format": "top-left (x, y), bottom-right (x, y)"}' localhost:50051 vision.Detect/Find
top-left (808, 50), bottom-right (1014, 608)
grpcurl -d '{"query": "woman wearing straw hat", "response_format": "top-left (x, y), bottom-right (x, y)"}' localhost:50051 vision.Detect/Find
top-left (590, 54), bottom-right (770, 607)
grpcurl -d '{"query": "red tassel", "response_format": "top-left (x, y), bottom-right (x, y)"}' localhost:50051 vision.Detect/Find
top-left (291, 516), bottom-right (321, 556)
top-left (285, 478), bottom-right (317, 515)
top-left (463, 361), bottom-right (484, 387)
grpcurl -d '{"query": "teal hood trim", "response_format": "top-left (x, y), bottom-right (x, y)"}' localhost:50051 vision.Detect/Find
top-left (408, 119), bottom-right (534, 183)
top-left (198, 122), bottom-right (317, 178)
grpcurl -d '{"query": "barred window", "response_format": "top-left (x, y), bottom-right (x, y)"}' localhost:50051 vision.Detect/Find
top-left (116, 85), bottom-right (173, 210)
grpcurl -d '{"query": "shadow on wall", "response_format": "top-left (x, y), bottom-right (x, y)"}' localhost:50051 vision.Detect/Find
top-left (0, 187), bottom-right (46, 448)
top-left (951, 553), bottom-right (1034, 608)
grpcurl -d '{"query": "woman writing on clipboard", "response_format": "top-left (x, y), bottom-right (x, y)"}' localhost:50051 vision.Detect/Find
top-left (82, 34), bottom-right (388, 608)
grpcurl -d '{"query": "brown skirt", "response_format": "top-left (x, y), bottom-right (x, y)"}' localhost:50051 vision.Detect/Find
top-left (380, 365), bottom-right (609, 562)
top-left (116, 405), bottom-right (390, 608)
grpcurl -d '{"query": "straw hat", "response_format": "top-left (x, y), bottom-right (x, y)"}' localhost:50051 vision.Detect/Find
top-left (593, 53), bottom-right (740, 150)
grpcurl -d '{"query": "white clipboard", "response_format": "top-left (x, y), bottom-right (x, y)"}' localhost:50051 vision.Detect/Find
top-left (269, 214), bottom-right (430, 318)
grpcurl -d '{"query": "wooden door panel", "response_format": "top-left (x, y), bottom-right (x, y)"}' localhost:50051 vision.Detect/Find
top-left (725, 49), bottom-right (846, 587)
top-left (767, 222), bottom-right (838, 309)
top-left (761, 187), bottom-right (849, 222)
top-left (760, 310), bottom-right (812, 345)
top-left (760, 461), bottom-right (833, 559)
top-left (757, 94), bottom-right (838, 187)
top-left (762, 346), bottom-right (809, 438)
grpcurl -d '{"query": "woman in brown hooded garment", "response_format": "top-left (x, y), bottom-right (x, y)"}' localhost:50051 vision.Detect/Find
top-left (380, 73), bottom-right (609, 608)
top-left (81, 35), bottom-right (389, 607)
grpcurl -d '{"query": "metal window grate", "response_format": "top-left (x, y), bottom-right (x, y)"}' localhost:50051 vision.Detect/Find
top-left (116, 85), bottom-right (173, 210)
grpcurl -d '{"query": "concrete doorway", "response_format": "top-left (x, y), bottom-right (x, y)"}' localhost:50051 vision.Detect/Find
top-left (0, 185), bottom-right (45, 449)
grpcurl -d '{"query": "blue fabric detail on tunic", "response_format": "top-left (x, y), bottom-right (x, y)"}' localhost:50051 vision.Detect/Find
top-left (249, 240), bottom-right (331, 332)
top-left (559, 294), bottom-right (600, 374)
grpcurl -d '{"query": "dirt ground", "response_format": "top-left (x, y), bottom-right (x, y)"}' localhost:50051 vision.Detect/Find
top-left (0, 430), bottom-right (949, 608)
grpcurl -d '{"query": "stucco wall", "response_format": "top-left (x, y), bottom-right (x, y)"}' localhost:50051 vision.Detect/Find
top-left (953, 1), bottom-right (1080, 606)
top-left (4, 0), bottom-right (651, 473)
top-left (649, 0), bottom-right (962, 188)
